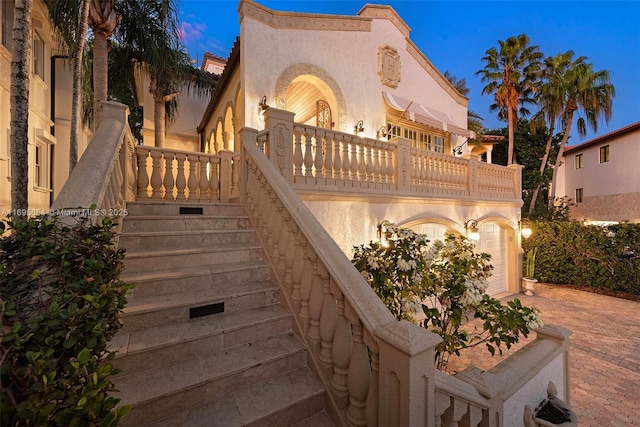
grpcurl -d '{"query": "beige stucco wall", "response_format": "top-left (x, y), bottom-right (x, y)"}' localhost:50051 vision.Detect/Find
top-left (558, 127), bottom-right (639, 222)
top-left (240, 1), bottom-right (468, 149)
top-left (300, 195), bottom-right (522, 294)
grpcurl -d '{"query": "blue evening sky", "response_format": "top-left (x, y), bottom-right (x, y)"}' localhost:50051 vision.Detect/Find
top-left (178, 0), bottom-right (640, 146)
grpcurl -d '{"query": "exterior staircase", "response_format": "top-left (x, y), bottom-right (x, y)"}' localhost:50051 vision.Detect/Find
top-left (109, 201), bottom-right (334, 426)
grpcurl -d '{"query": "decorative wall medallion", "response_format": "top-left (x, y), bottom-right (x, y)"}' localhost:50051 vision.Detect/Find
top-left (378, 45), bottom-right (401, 88)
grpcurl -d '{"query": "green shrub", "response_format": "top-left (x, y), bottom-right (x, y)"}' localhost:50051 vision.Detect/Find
top-left (353, 224), bottom-right (542, 371)
top-left (522, 220), bottom-right (640, 294)
top-left (1, 214), bottom-right (133, 426)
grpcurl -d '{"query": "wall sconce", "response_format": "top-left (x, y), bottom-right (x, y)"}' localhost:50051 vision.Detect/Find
top-left (465, 219), bottom-right (480, 241)
top-left (258, 95), bottom-right (269, 112)
top-left (354, 120), bottom-right (365, 136)
top-left (376, 126), bottom-right (387, 140)
top-left (377, 220), bottom-right (393, 248)
top-left (519, 220), bottom-right (532, 239)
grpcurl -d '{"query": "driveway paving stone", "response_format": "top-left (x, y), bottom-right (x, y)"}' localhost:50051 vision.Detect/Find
top-left (447, 283), bottom-right (640, 426)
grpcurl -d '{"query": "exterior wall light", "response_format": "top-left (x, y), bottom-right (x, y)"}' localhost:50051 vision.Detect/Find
top-left (520, 220), bottom-right (532, 239)
top-left (377, 220), bottom-right (393, 248)
top-left (258, 95), bottom-right (269, 113)
top-left (465, 219), bottom-right (480, 241)
top-left (376, 126), bottom-right (387, 140)
top-left (354, 120), bottom-right (365, 136)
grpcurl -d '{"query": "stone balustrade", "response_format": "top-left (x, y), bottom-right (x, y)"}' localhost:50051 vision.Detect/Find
top-left (258, 107), bottom-right (522, 202)
top-left (134, 146), bottom-right (240, 203)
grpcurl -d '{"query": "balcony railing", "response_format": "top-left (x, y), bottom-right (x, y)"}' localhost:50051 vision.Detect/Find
top-left (257, 108), bottom-right (522, 202)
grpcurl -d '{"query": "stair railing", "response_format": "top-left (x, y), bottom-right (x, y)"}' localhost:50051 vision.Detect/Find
top-left (50, 101), bottom-right (136, 231)
top-left (241, 127), bottom-right (445, 427)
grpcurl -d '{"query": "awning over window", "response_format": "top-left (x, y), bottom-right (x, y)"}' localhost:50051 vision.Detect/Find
top-left (382, 92), bottom-right (473, 138)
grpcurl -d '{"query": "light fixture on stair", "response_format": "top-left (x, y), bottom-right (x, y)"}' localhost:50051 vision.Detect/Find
top-left (465, 219), bottom-right (480, 242)
top-left (354, 120), bottom-right (365, 136)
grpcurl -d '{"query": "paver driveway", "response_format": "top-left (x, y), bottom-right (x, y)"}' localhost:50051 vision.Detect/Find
top-left (448, 283), bottom-right (640, 427)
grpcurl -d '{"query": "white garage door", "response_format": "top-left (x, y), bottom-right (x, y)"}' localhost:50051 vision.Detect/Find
top-left (475, 223), bottom-right (507, 295)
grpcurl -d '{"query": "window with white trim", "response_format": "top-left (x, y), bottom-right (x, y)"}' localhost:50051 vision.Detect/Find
top-left (387, 120), bottom-right (447, 153)
top-left (575, 153), bottom-right (583, 169)
top-left (575, 188), bottom-right (583, 203)
top-left (599, 145), bottom-right (609, 163)
top-left (433, 136), bottom-right (445, 153)
top-left (33, 31), bottom-right (45, 80)
top-left (33, 129), bottom-right (55, 190)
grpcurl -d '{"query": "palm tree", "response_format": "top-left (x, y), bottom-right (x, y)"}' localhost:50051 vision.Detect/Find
top-left (548, 59), bottom-right (615, 205)
top-left (476, 34), bottom-right (543, 165)
top-left (527, 51), bottom-right (583, 215)
top-left (46, 0), bottom-right (91, 173)
top-left (10, 0), bottom-right (34, 217)
top-left (89, 0), bottom-right (120, 128)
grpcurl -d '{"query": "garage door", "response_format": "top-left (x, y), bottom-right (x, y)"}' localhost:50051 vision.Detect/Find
top-left (475, 223), bottom-right (507, 295)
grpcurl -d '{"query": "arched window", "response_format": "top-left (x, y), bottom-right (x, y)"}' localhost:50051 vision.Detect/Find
top-left (316, 100), bottom-right (332, 129)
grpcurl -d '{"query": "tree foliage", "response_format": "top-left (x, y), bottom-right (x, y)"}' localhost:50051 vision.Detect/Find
top-left (1, 215), bottom-right (133, 426)
top-left (352, 224), bottom-right (542, 371)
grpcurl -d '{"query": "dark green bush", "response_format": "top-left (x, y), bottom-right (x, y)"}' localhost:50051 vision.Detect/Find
top-left (1, 215), bottom-right (133, 426)
top-left (522, 220), bottom-right (640, 295)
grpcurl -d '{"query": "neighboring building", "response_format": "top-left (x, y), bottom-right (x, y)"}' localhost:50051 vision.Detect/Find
top-left (197, 0), bottom-right (524, 296)
top-left (201, 52), bottom-right (226, 76)
top-left (0, 0), bottom-right (91, 218)
top-left (557, 121), bottom-right (640, 223)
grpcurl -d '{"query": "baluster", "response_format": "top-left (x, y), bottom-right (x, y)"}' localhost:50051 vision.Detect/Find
top-left (149, 150), bottom-right (163, 200)
top-left (372, 145), bottom-right (381, 184)
top-left (293, 127), bottom-right (304, 179)
top-left (365, 145), bottom-right (373, 183)
top-left (346, 318), bottom-right (370, 426)
top-left (276, 201), bottom-right (288, 273)
top-left (209, 159), bottom-right (219, 201)
top-left (357, 143), bottom-right (366, 182)
top-left (282, 221), bottom-right (297, 297)
top-left (341, 138), bottom-right (351, 181)
top-left (331, 295), bottom-right (352, 406)
top-left (231, 155), bottom-right (240, 195)
top-left (303, 128), bottom-right (313, 177)
top-left (441, 397), bottom-right (469, 427)
top-left (307, 257), bottom-right (325, 345)
top-left (314, 131), bottom-right (324, 179)
top-left (323, 134), bottom-right (333, 180)
top-left (136, 149), bottom-right (150, 199)
top-left (379, 147), bottom-right (387, 184)
top-left (269, 195), bottom-right (282, 266)
top-left (175, 153), bottom-right (187, 201)
top-left (187, 154), bottom-right (198, 201)
top-left (350, 138), bottom-right (358, 181)
top-left (319, 277), bottom-right (337, 367)
top-left (290, 235), bottom-right (306, 310)
top-left (366, 348), bottom-right (380, 427)
top-left (333, 138), bottom-right (342, 181)
top-left (386, 146), bottom-right (394, 185)
top-left (199, 155), bottom-right (209, 201)
top-left (298, 245), bottom-right (315, 333)
top-left (163, 153), bottom-right (175, 201)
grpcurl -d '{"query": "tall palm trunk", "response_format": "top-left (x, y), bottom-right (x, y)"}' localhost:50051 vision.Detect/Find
top-left (507, 106), bottom-right (515, 165)
top-left (153, 97), bottom-right (166, 148)
top-left (10, 0), bottom-right (34, 218)
top-left (528, 123), bottom-right (554, 215)
top-left (549, 107), bottom-right (576, 207)
top-left (70, 0), bottom-right (91, 173)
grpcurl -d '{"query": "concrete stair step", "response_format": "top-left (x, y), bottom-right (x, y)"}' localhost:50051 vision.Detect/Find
top-left (292, 411), bottom-right (336, 427)
top-left (116, 333), bottom-right (310, 427)
top-left (120, 280), bottom-right (281, 332)
top-left (119, 228), bottom-right (256, 251)
top-left (151, 367), bottom-right (326, 427)
top-left (121, 215), bottom-right (251, 233)
top-left (121, 260), bottom-right (270, 298)
top-left (122, 243), bottom-right (263, 272)
top-left (111, 304), bottom-right (292, 376)
top-left (125, 201), bottom-right (245, 217)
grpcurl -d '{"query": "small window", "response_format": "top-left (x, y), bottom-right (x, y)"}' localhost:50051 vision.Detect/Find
top-left (419, 132), bottom-right (431, 151)
top-left (33, 31), bottom-right (45, 80)
top-left (1, 0), bottom-right (15, 50)
top-left (404, 128), bottom-right (417, 146)
top-left (575, 153), bottom-right (583, 169)
top-left (433, 136), bottom-right (445, 153)
top-left (575, 188), bottom-right (583, 203)
top-left (34, 143), bottom-right (43, 187)
top-left (599, 145), bottom-right (609, 163)
top-left (387, 124), bottom-right (401, 139)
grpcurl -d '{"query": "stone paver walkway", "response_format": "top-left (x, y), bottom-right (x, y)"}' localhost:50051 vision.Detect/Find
top-left (447, 283), bottom-right (640, 427)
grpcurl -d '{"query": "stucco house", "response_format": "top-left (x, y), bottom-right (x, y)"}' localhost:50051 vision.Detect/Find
top-left (0, 0), bottom-right (91, 217)
top-left (556, 121), bottom-right (640, 223)
top-left (5, 1), bottom-right (573, 425)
